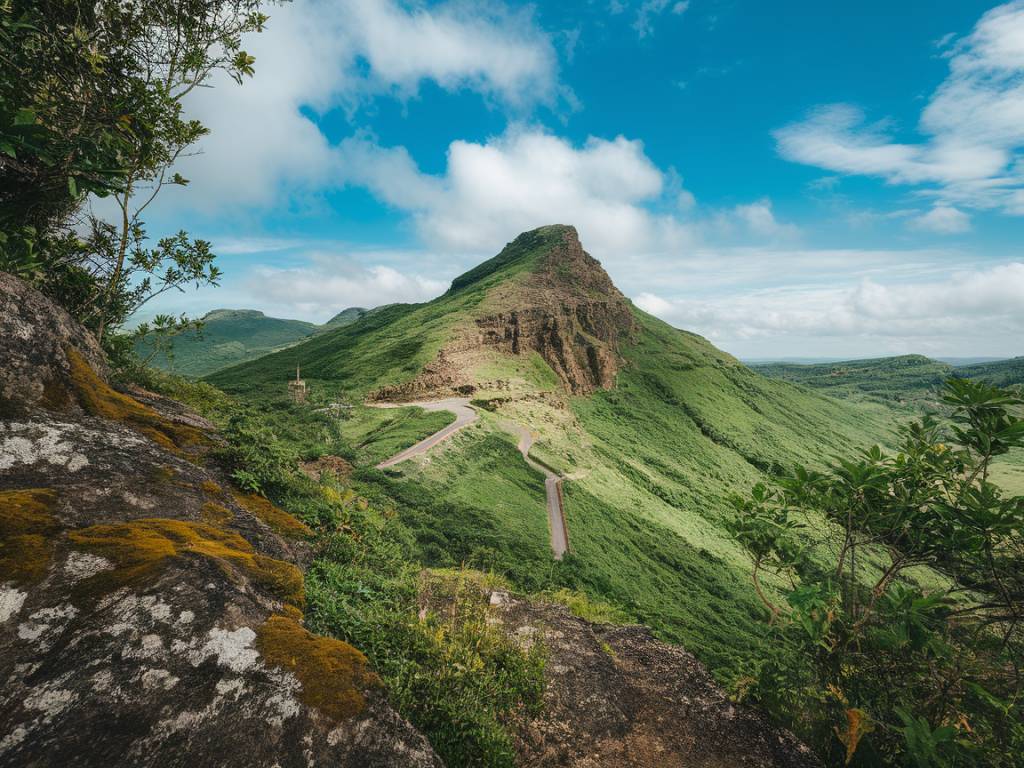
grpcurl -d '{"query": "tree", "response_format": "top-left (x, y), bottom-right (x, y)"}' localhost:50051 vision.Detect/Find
top-left (0, 0), bottom-right (276, 341)
top-left (729, 379), bottom-right (1024, 766)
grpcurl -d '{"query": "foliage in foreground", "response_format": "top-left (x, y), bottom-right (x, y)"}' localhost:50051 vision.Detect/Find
top-left (134, 368), bottom-right (546, 768)
top-left (729, 379), bottom-right (1024, 766)
top-left (0, 0), bottom-right (275, 342)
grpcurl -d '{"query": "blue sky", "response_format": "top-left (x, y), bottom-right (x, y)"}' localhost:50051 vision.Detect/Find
top-left (136, 0), bottom-right (1024, 358)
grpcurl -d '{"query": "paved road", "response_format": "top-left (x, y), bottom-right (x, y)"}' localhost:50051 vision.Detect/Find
top-left (372, 398), bottom-right (478, 469)
top-left (371, 399), bottom-right (570, 560)
top-left (506, 423), bottom-right (569, 560)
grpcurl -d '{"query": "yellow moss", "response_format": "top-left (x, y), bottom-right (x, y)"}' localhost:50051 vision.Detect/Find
top-left (65, 347), bottom-right (210, 455)
top-left (0, 489), bottom-right (60, 586)
top-left (68, 518), bottom-right (304, 609)
top-left (232, 492), bottom-right (312, 538)
top-left (201, 502), bottom-right (234, 526)
top-left (255, 615), bottom-right (378, 722)
top-left (201, 480), bottom-right (225, 499)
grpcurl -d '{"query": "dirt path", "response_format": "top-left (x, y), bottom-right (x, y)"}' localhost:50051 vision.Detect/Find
top-left (372, 398), bottom-right (478, 468)
top-left (371, 400), bottom-right (570, 560)
top-left (506, 423), bottom-right (569, 560)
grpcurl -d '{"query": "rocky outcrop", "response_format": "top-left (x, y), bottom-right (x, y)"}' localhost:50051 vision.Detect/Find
top-left (473, 226), bottom-right (638, 395)
top-left (491, 592), bottom-right (818, 768)
top-left (0, 273), bottom-right (441, 767)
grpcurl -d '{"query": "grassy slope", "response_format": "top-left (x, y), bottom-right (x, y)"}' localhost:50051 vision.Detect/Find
top-left (139, 307), bottom-right (374, 378)
top-left (751, 354), bottom-right (953, 409)
top-left (209, 229), bottom-right (904, 679)
top-left (754, 354), bottom-right (1024, 496)
top-left (138, 310), bottom-right (318, 377)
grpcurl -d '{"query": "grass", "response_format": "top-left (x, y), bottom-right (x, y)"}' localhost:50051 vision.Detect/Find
top-left (206, 230), bottom-right (929, 691)
top-left (337, 405), bottom-right (455, 466)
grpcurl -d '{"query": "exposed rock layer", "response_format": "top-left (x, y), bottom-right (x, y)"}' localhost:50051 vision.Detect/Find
top-left (0, 272), bottom-right (441, 767)
top-left (473, 226), bottom-right (638, 395)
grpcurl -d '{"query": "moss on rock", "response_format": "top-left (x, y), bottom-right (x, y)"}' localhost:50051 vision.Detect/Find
top-left (0, 489), bottom-right (60, 586)
top-left (256, 614), bottom-right (379, 722)
top-left (232, 492), bottom-right (312, 538)
top-left (65, 346), bottom-right (210, 454)
top-left (68, 518), bottom-right (304, 609)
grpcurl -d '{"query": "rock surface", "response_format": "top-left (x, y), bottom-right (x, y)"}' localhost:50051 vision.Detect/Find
top-left (492, 593), bottom-right (819, 768)
top-left (0, 273), bottom-right (441, 767)
top-left (472, 226), bottom-right (638, 395)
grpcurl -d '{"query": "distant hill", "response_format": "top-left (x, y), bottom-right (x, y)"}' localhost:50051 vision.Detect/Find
top-left (322, 306), bottom-right (368, 329)
top-left (135, 306), bottom-right (370, 377)
top-left (749, 354), bottom-right (953, 408)
top-left (752, 354), bottom-right (1024, 408)
top-left (955, 356), bottom-right (1024, 388)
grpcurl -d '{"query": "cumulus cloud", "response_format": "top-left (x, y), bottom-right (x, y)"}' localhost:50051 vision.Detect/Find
top-left (774, 1), bottom-right (1024, 215)
top-left (335, 126), bottom-right (695, 257)
top-left (715, 199), bottom-right (800, 240)
top-left (245, 256), bottom-right (448, 319)
top-left (633, 262), bottom-right (1024, 355)
top-left (169, 0), bottom-right (562, 211)
top-left (908, 205), bottom-right (971, 234)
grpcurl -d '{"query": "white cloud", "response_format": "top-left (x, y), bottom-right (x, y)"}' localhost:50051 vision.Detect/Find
top-left (633, 0), bottom-right (690, 38)
top-left (774, 1), bottom-right (1024, 215)
top-left (167, 0), bottom-right (562, 212)
top-left (633, 262), bottom-right (1024, 355)
top-left (335, 126), bottom-right (695, 257)
top-left (246, 258), bottom-right (448, 319)
top-left (908, 205), bottom-right (971, 234)
top-left (719, 199), bottom-right (800, 239)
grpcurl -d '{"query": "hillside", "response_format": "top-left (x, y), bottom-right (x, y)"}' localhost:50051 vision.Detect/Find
top-left (955, 355), bottom-right (1024, 389)
top-left (753, 354), bottom-right (1024, 406)
top-left (135, 306), bottom-right (369, 378)
top-left (210, 225), bottom-right (898, 677)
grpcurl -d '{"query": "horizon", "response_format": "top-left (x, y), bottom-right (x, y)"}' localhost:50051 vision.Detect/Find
top-left (131, 0), bottom-right (1024, 358)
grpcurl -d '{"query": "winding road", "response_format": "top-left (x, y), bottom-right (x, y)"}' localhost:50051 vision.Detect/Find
top-left (372, 398), bottom-right (478, 468)
top-left (372, 399), bottom-right (569, 559)
top-left (505, 423), bottom-right (570, 560)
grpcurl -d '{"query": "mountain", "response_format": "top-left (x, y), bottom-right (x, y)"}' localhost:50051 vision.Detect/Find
top-left (0, 269), bottom-right (815, 768)
top-left (136, 306), bottom-right (370, 378)
top-left (210, 225), bottom-right (897, 677)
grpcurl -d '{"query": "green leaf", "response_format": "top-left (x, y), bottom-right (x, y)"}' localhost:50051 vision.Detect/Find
top-left (67, 176), bottom-right (78, 197)
top-left (13, 107), bottom-right (36, 126)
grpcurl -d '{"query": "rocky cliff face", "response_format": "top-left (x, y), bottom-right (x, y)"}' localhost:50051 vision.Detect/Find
top-left (472, 226), bottom-right (638, 395)
top-left (0, 273), bottom-right (440, 767)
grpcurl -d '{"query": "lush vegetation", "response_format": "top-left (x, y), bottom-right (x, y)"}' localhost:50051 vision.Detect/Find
top-left (729, 379), bottom-right (1024, 766)
top-left (753, 354), bottom-right (1024, 411)
top-left (209, 241), bottom-right (901, 682)
top-left (0, 0), bottom-right (274, 352)
top-left (751, 355), bottom-right (955, 408)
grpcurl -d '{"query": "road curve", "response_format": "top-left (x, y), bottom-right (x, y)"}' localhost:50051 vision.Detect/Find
top-left (371, 398), bottom-right (478, 468)
top-left (371, 399), bottom-right (569, 559)
top-left (506, 423), bottom-right (570, 560)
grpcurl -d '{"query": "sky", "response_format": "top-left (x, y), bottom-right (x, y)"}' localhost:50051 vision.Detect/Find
top-left (135, 0), bottom-right (1024, 359)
